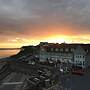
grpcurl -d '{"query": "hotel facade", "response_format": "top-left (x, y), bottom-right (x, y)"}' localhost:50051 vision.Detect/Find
top-left (39, 42), bottom-right (90, 68)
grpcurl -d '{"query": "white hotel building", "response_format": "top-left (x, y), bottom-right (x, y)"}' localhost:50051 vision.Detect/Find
top-left (39, 42), bottom-right (90, 68)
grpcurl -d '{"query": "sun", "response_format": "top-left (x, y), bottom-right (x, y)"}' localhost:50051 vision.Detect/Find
top-left (46, 35), bottom-right (72, 43)
top-left (47, 38), bottom-right (65, 43)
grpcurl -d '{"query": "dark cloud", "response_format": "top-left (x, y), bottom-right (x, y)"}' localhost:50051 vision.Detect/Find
top-left (0, 0), bottom-right (90, 37)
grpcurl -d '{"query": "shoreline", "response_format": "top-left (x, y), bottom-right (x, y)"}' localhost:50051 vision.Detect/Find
top-left (0, 48), bottom-right (20, 50)
top-left (0, 49), bottom-right (20, 60)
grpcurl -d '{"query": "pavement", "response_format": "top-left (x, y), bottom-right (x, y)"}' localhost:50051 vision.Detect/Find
top-left (0, 72), bottom-right (27, 90)
top-left (0, 62), bottom-right (90, 90)
top-left (0, 72), bottom-right (90, 90)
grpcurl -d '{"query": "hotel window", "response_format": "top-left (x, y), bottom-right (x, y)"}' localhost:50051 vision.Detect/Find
top-left (83, 61), bottom-right (85, 65)
top-left (83, 56), bottom-right (84, 58)
top-left (87, 49), bottom-right (88, 53)
top-left (76, 56), bottom-right (79, 58)
top-left (71, 48), bottom-right (74, 52)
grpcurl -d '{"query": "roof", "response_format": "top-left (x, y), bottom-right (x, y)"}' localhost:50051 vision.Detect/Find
top-left (39, 43), bottom-right (90, 54)
top-left (73, 46), bottom-right (86, 54)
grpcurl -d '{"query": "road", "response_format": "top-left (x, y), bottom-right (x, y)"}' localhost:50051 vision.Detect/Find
top-left (59, 69), bottom-right (90, 90)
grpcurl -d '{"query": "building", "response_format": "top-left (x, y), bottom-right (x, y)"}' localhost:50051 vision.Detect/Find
top-left (40, 43), bottom-right (72, 62)
top-left (39, 43), bottom-right (74, 63)
top-left (73, 46), bottom-right (86, 68)
top-left (19, 42), bottom-right (90, 68)
top-left (39, 42), bottom-right (90, 68)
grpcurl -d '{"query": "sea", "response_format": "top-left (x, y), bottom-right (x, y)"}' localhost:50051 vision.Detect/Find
top-left (0, 49), bottom-right (20, 59)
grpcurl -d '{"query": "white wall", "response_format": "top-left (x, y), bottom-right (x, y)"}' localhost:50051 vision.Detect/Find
top-left (74, 54), bottom-right (85, 67)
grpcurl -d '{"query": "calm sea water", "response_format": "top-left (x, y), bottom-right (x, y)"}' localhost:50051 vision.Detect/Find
top-left (0, 49), bottom-right (20, 58)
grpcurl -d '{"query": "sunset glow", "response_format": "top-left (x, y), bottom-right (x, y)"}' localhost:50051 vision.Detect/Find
top-left (0, 34), bottom-right (90, 48)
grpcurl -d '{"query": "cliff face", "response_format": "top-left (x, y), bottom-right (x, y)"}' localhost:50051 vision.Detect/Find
top-left (10, 45), bottom-right (40, 59)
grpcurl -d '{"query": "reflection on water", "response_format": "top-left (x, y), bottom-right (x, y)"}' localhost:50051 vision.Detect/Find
top-left (0, 49), bottom-right (20, 58)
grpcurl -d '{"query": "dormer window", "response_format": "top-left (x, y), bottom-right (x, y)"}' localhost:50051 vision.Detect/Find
top-left (60, 48), bottom-right (63, 52)
top-left (71, 48), bottom-right (74, 52)
top-left (55, 48), bottom-right (58, 51)
top-left (65, 48), bottom-right (68, 52)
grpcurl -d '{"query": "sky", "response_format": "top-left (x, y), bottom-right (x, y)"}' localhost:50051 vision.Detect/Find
top-left (0, 0), bottom-right (90, 48)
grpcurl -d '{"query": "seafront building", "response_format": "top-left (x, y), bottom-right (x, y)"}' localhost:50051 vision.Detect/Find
top-left (20, 42), bottom-right (90, 68)
top-left (39, 42), bottom-right (90, 68)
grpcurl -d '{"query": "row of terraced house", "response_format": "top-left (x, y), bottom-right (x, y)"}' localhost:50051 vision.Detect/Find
top-left (39, 42), bottom-right (90, 68)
